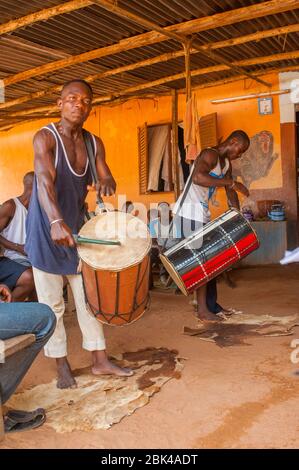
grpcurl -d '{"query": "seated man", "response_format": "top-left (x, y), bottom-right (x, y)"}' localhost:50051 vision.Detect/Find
top-left (0, 256), bottom-right (35, 302)
top-left (0, 171), bottom-right (34, 267)
top-left (121, 200), bottom-right (139, 217)
top-left (0, 283), bottom-right (56, 433)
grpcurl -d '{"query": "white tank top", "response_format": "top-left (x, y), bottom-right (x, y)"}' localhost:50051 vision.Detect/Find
top-left (1, 198), bottom-right (28, 261)
top-left (173, 150), bottom-right (230, 224)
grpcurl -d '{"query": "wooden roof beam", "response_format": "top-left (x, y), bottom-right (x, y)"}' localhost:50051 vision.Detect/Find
top-left (92, 0), bottom-right (184, 43)
top-left (94, 0), bottom-right (270, 87)
top-left (204, 23), bottom-right (299, 52)
top-left (192, 40), bottom-right (270, 87)
top-left (1, 22), bottom-right (299, 111)
top-left (2, 63), bottom-right (299, 132)
top-left (0, 50), bottom-right (183, 110)
top-left (4, 49), bottom-right (299, 119)
top-left (3, 0), bottom-right (298, 87)
top-left (0, 0), bottom-right (92, 36)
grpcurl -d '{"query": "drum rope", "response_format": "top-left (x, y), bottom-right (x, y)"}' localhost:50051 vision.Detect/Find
top-left (86, 294), bottom-right (150, 323)
top-left (186, 240), bottom-right (258, 290)
top-left (82, 258), bottom-right (150, 324)
top-left (175, 222), bottom-right (249, 270)
top-left (114, 272), bottom-right (120, 316)
top-left (130, 262), bottom-right (142, 323)
top-left (218, 225), bottom-right (241, 260)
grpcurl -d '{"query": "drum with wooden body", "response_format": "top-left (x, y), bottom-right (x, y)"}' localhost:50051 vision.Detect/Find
top-left (78, 211), bottom-right (151, 326)
top-left (160, 209), bottom-right (259, 296)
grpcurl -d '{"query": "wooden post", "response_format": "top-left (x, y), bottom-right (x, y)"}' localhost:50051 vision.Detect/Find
top-left (184, 41), bottom-right (192, 102)
top-left (171, 89), bottom-right (180, 200)
top-left (183, 40), bottom-right (193, 191)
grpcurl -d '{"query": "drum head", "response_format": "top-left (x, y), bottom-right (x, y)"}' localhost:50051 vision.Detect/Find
top-left (78, 211), bottom-right (151, 271)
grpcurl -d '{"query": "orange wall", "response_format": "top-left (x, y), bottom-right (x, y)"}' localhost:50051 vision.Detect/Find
top-left (193, 73), bottom-right (282, 217)
top-left (0, 73), bottom-right (282, 220)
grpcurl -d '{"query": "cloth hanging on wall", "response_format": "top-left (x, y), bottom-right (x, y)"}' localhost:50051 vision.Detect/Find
top-left (184, 94), bottom-right (201, 163)
top-left (161, 139), bottom-right (172, 191)
top-left (161, 146), bottom-right (185, 191)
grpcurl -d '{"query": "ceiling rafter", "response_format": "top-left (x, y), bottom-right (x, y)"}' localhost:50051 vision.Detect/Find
top-left (2, 0), bottom-right (298, 87)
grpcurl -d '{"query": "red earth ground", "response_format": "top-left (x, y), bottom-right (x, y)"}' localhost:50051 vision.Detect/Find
top-left (1, 265), bottom-right (299, 449)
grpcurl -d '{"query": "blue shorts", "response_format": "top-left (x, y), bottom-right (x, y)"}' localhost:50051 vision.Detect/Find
top-left (0, 256), bottom-right (29, 290)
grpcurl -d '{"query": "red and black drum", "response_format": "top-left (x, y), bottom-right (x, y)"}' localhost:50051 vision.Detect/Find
top-left (160, 209), bottom-right (259, 295)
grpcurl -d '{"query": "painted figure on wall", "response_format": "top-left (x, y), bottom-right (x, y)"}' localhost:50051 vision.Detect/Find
top-left (232, 130), bottom-right (278, 187)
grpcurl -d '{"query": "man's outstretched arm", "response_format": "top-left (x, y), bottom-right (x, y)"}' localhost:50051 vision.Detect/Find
top-left (34, 129), bottom-right (75, 247)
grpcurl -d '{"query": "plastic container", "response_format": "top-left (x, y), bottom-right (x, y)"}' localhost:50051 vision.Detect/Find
top-left (267, 203), bottom-right (285, 221)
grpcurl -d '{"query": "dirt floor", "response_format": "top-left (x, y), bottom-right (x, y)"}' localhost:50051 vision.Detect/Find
top-left (1, 265), bottom-right (299, 449)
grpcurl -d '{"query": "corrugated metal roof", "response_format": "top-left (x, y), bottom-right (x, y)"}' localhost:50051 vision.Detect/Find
top-left (0, 0), bottom-right (299, 128)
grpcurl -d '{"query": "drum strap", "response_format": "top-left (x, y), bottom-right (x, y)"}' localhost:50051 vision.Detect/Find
top-left (83, 129), bottom-right (106, 211)
top-left (162, 147), bottom-right (222, 251)
top-left (161, 164), bottom-right (194, 251)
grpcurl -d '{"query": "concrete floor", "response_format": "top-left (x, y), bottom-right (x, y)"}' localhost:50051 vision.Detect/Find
top-left (1, 265), bottom-right (299, 449)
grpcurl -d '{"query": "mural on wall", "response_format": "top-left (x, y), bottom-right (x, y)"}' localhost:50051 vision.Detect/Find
top-left (232, 130), bottom-right (278, 188)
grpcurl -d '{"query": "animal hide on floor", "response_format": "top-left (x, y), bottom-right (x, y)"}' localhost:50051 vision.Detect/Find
top-left (7, 348), bottom-right (183, 433)
top-left (184, 313), bottom-right (299, 347)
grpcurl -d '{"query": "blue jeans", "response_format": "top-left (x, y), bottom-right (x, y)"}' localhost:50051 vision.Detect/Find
top-left (0, 302), bottom-right (56, 404)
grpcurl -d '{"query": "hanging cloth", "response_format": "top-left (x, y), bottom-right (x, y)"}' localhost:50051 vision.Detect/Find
top-left (184, 93), bottom-right (201, 163)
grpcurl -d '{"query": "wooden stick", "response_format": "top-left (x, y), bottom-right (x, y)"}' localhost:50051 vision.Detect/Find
top-left (171, 89), bottom-right (180, 200)
top-left (184, 41), bottom-right (192, 101)
top-left (210, 89), bottom-right (290, 104)
top-left (3, 0), bottom-right (298, 87)
top-left (74, 235), bottom-right (121, 246)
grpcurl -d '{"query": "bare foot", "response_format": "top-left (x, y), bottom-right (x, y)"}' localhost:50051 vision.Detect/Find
top-left (56, 357), bottom-right (77, 389)
top-left (195, 308), bottom-right (222, 322)
top-left (92, 358), bottom-right (134, 377)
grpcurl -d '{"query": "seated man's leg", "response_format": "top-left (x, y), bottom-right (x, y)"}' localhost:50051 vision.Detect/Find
top-left (0, 257), bottom-right (35, 302)
top-left (0, 302), bottom-right (56, 404)
top-left (12, 268), bottom-right (35, 302)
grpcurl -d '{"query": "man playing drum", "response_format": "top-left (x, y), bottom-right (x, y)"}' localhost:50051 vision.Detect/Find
top-left (171, 130), bottom-right (250, 322)
top-left (25, 79), bottom-right (133, 389)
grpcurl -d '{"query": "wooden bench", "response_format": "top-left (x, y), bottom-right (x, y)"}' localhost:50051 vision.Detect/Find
top-left (0, 334), bottom-right (35, 442)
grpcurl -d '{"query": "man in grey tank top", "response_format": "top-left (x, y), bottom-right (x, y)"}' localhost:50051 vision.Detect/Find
top-left (26, 80), bottom-right (132, 388)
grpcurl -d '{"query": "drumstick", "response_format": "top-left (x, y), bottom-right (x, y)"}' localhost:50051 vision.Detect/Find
top-left (73, 234), bottom-right (121, 246)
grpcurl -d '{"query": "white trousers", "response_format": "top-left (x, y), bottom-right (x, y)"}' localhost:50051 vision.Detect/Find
top-left (33, 267), bottom-right (106, 358)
